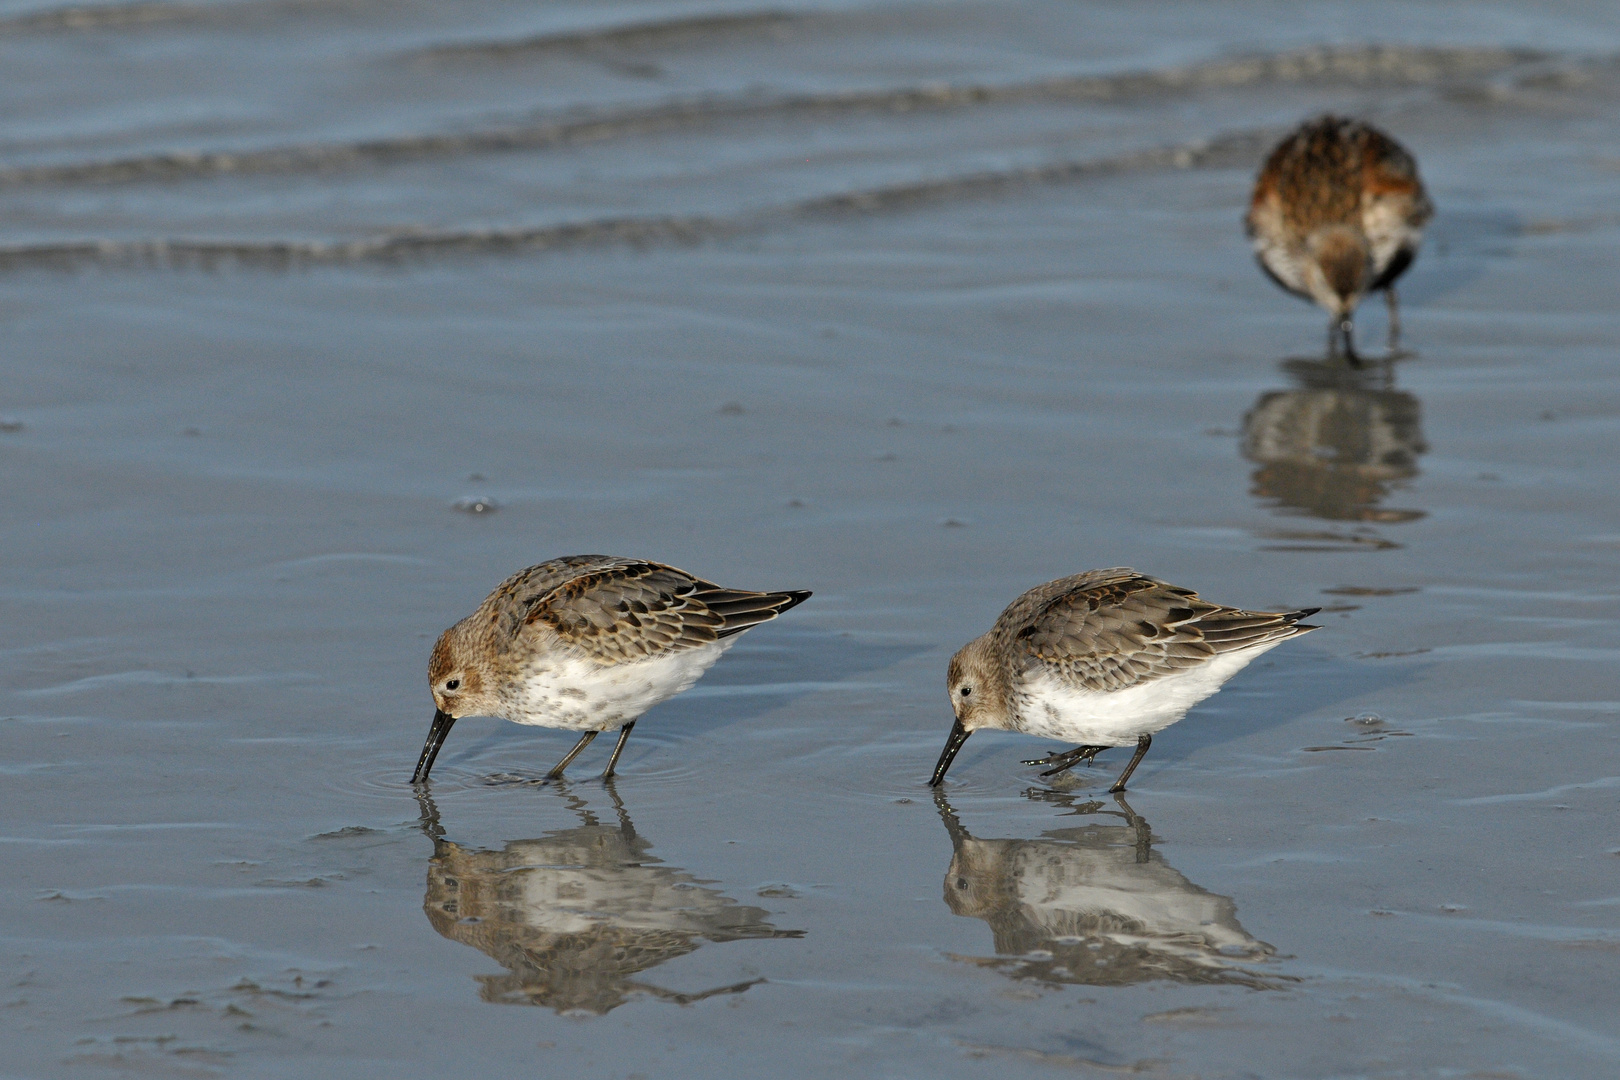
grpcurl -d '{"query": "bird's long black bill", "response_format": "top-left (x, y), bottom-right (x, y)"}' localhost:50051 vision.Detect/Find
top-left (928, 720), bottom-right (972, 787)
top-left (411, 708), bottom-right (457, 784)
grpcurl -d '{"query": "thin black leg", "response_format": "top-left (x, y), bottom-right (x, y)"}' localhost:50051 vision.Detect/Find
top-left (545, 730), bottom-right (598, 780)
top-left (1332, 314), bottom-right (1361, 367)
top-left (1385, 287), bottom-right (1401, 352)
top-left (1109, 734), bottom-right (1152, 793)
top-left (602, 721), bottom-right (636, 779)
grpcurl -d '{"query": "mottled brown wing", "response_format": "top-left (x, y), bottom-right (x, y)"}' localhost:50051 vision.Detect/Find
top-left (526, 561), bottom-right (721, 663)
top-left (1249, 115), bottom-right (1430, 235)
top-left (1006, 569), bottom-right (1317, 692)
top-left (511, 557), bottom-right (809, 664)
top-left (477, 555), bottom-right (641, 641)
top-left (1272, 119), bottom-right (1365, 233)
top-left (1359, 125), bottom-right (1432, 227)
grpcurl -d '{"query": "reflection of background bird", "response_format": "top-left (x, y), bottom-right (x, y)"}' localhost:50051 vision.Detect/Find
top-left (936, 792), bottom-right (1276, 989)
top-left (1242, 357), bottom-right (1427, 523)
top-left (417, 787), bottom-right (801, 1015)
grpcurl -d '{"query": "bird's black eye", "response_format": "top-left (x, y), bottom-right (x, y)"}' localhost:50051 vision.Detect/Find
top-left (445, 678), bottom-right (460, 691)
top-left (959, 686), bottom-right (972, 697)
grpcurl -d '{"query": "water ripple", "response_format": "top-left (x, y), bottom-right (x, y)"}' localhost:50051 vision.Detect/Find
top-left (411, 9), bottom-right (800, 62)
top-left (0, 45), bottom-right (1556, 187)
top-left (0, 130), bottom-right (1269, 271)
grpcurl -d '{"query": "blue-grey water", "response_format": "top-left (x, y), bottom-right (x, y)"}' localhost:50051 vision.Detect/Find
top-left (3, 1), bottom-right (1619, 1077)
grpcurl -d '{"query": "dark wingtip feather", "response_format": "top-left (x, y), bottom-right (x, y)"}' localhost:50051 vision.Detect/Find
top-left (711, 588), bottom-right (811, 637)
top-left (1289, 607), bottom-right (1322, 632)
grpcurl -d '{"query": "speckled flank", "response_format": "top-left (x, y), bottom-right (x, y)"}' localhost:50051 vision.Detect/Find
top-left (500, 640), bottom-right (733, 732)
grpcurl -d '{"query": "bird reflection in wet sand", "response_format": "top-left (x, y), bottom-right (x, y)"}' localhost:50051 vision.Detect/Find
top-left (416, 785), bottom-right (801, 1015)
top-left (1243, 356), bottom-right (1427, 523)
top-left (936, 791), bottom-right (1279, 989)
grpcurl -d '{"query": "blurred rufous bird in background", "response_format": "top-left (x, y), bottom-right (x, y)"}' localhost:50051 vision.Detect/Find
top-left (1246, 115), bottom-right (1433, 360)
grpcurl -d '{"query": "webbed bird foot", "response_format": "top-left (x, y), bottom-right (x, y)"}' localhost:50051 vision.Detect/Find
top-left (1025, 745), bottom-right (1105, 776)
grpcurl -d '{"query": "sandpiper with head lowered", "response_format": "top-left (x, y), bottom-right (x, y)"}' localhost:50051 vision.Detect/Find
top-left (929, 568), bottom-right (1317, 792)
top-left (412, 555), bottom-right (809, 783)
top-left (1246, 115), bottom-right (1432, 360)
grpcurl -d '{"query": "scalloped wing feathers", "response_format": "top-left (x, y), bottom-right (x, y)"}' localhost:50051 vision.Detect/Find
top-left (997, 568), bottom-right (1318, 693)
top-left (480, 556), bottom-right (808, 665)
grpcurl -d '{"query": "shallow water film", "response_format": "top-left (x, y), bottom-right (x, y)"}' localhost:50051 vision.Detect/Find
top-left (3, 1), bottom-right (1620, 1077)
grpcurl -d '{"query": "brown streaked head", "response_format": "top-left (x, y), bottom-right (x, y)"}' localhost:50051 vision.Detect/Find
top-left (945, 635), bottom-right (1007, 733)
top-left (1305, 226), bottom-right (1371, 317)
top-left (931, 635), bottom-right (1009, 787)
top-left (427, 622), bottom-right (494, 720)
top-left (414, 622), bottom-right (501, 783)
top-left (428, 630), bottom-right (455, 688)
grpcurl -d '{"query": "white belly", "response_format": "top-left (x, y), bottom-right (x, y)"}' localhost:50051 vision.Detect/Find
top-left (1012, 641), bottom-right (1285, 744)
top-left (503, 640), bottom-right (732, 732)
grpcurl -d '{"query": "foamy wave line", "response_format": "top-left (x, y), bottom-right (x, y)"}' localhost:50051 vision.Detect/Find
top-left (0, 214), bottom-right (738, 269)
top-left (0, 45), bottom-right (1553, 187)
top-left (0, 0), bottom-right (357, 34)
top-left (0, 0), bottom-right (796, 39)
top-left (0, 1), bottom-right (216, 32)
top-left (0, 131), bottom-right (1271, 270)
top-left (795, 130), bottom-right (1269, 214)
top-left (414, 10), bottom-right (799, 60)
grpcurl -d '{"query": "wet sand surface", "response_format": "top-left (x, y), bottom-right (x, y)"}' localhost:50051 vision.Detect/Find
top-left (2, 1), bottom-right (1619, 1076)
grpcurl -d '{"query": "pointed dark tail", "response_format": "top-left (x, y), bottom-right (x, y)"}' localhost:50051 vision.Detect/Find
top-left (711, 588), bottom-right (812, 637)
